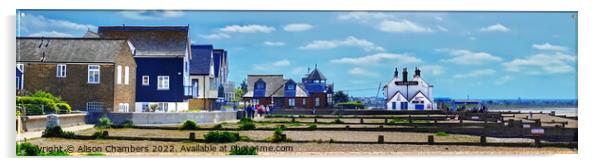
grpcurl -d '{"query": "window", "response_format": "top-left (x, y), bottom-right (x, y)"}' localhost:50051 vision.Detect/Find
top-left (288, 98), bottom-right (295, 107)
top-left (327, 94), bottom-right (333, 105)
top-left (157, 102), bottom-right (169, 112)
top-left (142, 103), bottom-right (149, 112)
top-left (86, 102), bottom-right (104, 112)
top-left (315, 97), bottom-right (320, 107)
top-left (17, 64), bottom-right (24, 72)
top-left (302, 99), bottom-right (306, 105)
top-left (142, 75), bottom-right (149, 86)
top-left (118, 103), bottom-right (129, 112)
top-left (116, 65), bottom-right (122, 84)
top-left (88, 65), bottom-right (100, 84)
top-left (56, 64), bottom-right (66, 78)
top-left (287, 84), bottom-right (295, 90)
top-left (157, 76), bottom-right (169, 90)
top-left (124, 66), bottom-right (130, 85)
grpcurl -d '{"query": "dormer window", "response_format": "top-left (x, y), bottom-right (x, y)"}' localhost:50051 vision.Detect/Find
top-left (255, 81), bottom-right (265, 89)
top-left (287, 83), bottom-right (295, 90)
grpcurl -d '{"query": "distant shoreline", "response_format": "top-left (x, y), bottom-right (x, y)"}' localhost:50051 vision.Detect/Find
top-left (488, 107), bottom-right (577, 116)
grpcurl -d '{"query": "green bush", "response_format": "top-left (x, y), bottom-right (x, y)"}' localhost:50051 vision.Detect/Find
top-left (203, 131), bottom-right (240, 143)
top-left (308, 124), bottom-right (318, 130)
top-left (92, 131), bottom-right (108, 139)
top-left (331, 118), bottom-right (344, 124)
top-left (121, 120), bottom-right (134, 128)
top-left (267, 127), bottom-right (288, 143)
top-left (16, 142), bottom-right (44, 156)
top-left (42, 126), bottom-right (63, 138)
top-left (16, 91), bottom-right (72, 115)
top-left (96, 117), bottom-right (112, 129)
top-left (179, 120), bottom-right (198, 130)
top-left (239, 117), bottom-right (253, 124)
top-left (229, 146), bottom-right (257, 155)
top-left (31, 90), bottom-right (63, 103)
top-left (238, 122), bottom-right (256, 130)
top-left (435, 131), bottom-right (449, 136)
top-left (16, 142), bottom-right (69, 156)
top-left (55, 103), bottom-right (72, 113)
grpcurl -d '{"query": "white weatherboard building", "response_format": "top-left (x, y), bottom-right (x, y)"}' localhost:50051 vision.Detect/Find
top-left (383, 67), bottom-right (435, 110)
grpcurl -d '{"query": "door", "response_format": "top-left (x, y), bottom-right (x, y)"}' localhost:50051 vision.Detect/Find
top-left (391, 102), bottom-right (396, 110)
top-left (192, 79), bottom-right (199, 97)
top-left (415, 104), bottom-right (424, 110)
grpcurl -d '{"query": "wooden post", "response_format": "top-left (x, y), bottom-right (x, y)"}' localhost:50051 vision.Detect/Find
top-left (534, 136), bottom-right (541, 147)
top-left (384, 118), bottom-right (388, 124)
top-left (292, 117), bottom-right (296, 123)
top-left (314, 118), bottom-right (318, 123)
top-left (189, 132), bottom-right (195, 140)
top-left (480, 136), bottom-right (487, 146)
top-left (102, 131), bottom-right (109, 138)
top-left (409, 115), bottom-right (413, 124)
top-left (379, 125), bottom-right (383, 129)
top-left (378, 135), bottom-right (384, 144)
top-left (434, 120), bottom-right (438, 124)
top-left (360, 118), bottom-right (364, 124)
top-left (428, 135), bottom-right (434, 145)
top-left (281, 134), bottom-right (287, 141)
top-left (508, 119), bottom-right (514, 127)
top-left (345, 125), bottom-right (350, 129)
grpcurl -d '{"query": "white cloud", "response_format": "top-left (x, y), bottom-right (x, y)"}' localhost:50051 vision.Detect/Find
top-left (337, 12), bottom-right (393, 22)
top-left (330, 53), bottom-right (422, 65)
top-left (436, 25), bottom-right (448, 32)
top-left (219, 24), bottom-right (275, 33)
top-left (532, 43), bottom-right (568, 51)
top-left (453, 69), bottom-right (496, 78)
top-left (28, 31), bottom-right (74, 37)
top-left (253, 59), bottom-right (291, 70)
top-left (348, 67), bottom-right (379, 77)
top-left (438, 48), bottom-right (503, 65)
top-left (479, 23), bottom-right (510, 32)
top-left (502, 52), bottom-right (576, 74)
top-left (264, 41), bottom-right (286, 46)
top-left (199, 33), bottom-right (231, 40)
top-left (283, 23), bottom-right (313, 32)
top-left (378, 20), bottom-right (434, 33)
top-left (272, 60), bottom-right (291, 67)
top-left (299, 36), bottom-right (385, 52)
top-left (120, 10), bottom-right (184, 20)
top-left (494, 75), bottom-right (513, 85)
top-left (19, 13), bottom-right (96, 35)
top-left (420, 65), bottom-right (445, 76)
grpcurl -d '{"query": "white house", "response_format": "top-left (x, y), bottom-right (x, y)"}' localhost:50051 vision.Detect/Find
top-left (383, 67), bottom-right (435, 110)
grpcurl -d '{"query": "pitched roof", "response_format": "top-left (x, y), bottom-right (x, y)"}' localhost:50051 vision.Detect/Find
top-left (213, 49), bottom-right (224, 77)
top-left (190, 45), bottom-right (213, 75)
top-left (305, 68), bottom-right (327, 80)
top-left (83, 30), bottom-right (99, 38)
top-left (97, 26), bottom-right (189, 57)
top-left (16, 37), bottom-right (130, 63)
top-left (243, 75), bottom-right (284, 98)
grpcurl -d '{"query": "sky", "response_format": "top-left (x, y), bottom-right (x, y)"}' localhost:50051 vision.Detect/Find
top-left (16, 10), bottom-right (578, 99)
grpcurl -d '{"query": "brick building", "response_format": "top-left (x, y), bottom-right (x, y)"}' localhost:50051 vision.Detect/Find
top-left (16, 37), bottom-right (137, 112)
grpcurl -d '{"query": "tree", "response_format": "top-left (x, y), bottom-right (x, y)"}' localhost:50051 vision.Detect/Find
top-left (333, 91), bottom-right (349, 104)
top-left (233, 87), bottom-right (244, 102)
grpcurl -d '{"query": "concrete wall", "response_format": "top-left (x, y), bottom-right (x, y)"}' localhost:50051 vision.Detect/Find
top-left (89, 111), bottom-right (237, 125)
top-left (19, 113), bottom-right (87, 131)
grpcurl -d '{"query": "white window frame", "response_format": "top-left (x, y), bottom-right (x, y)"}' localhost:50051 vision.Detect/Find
top-left (56, 64), bottom-right (66, 78)
top-left (124, 66), bottom-right (130, 85)
top-left (88, 65), bottom-right (100, 84)
top-left (119, 103), bottom-right (129, 112)
top-left (315, 97), bottom-right (320, 107)
top-left (86, 102), bottom-right (104, 112)
top-left (157, 102), bottom-right (169, 112)
top-left (142, 75), bottom-right (149, 86)
top-left (157, 75), bottom-right (169, 90)
top-left (116, 65), bottom-right (122, 84)
top-left (302, 98), bottom-right (306, 105)
top-left (288, 98), bottom-right (295, 107)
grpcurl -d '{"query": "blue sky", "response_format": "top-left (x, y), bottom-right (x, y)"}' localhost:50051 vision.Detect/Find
top-left (16, 10), bottom-right (577, 99)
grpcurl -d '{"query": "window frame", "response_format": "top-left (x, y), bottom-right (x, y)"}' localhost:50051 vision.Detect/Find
top-left (157, 75), bottom-right (170, 90)
top-left (86, 102), bottom-right (104, 112)
top-left (124, 66), bottom-right (130, 85)
top-left (56, 64), bottom-right (67, 78)
top-left (87, 65), bottom-right (100, 84)
top-left (142, 75), bottom-right (150, 86)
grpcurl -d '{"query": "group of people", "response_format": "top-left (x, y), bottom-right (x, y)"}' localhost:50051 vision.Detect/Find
top-left (244, 104), bottom-right (272, 119)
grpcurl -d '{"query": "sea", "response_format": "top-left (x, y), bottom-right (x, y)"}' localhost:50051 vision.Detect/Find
top-left (489, 107), bottom-right (578, 116)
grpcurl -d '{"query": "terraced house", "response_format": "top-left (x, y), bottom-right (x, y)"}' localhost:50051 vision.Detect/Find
top-left (97, 26), bottom-right (193, 112)
top-left (16, 37), bottom-right (137, 112)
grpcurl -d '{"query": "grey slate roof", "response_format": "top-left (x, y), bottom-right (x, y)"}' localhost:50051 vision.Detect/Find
top-left (305, 68), bottom-right (327, 80)
top-left (243, 75), bottom-right (309, 98)
top-left (16, 37), bottom-right (129, 63)
top-left (190, 45), bottom-right (213, 75)
top-left (97, 26), bottom-right (189, 57)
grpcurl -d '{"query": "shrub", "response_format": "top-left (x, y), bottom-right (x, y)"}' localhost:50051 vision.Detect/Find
top-left (179, 120), bottom-right (198, 130)
top-left (121, 120), bottom-right (134, 128)
top-left (203, 131), bottom-right (240, 143)
top-left (267, 127), bottom-right (288, 143)
top-left (31, 90), bottom-right (63, 103)
top-left (55, 103), bottom-right (72, 113)
top-left (211, 124), bottom-right (223, 130)
top-left (42, 126), bottom-right (65, 138)
top-left (308, 124), bottom-right (318, 130)
top-left (331, 118), bottom-right (344, 124)
top-left (229, 146), bottom-right (257, 155)
top-left (16, 97), bottom-right (59, 115)
top-left (92, 131), bottom-right (108, 139)
top-left (238, 122), bottom-right (256, 130)
top-left (16, 142), bottom-right (44, 156)
top-left (96, 117), bottom-right (112, 129)
top-left (435, 131), bottom-right (449, 136)
top-left (239, 117), bottom-right (253, 124)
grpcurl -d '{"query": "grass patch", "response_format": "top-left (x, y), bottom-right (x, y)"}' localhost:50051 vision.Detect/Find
top-left (435, 131), bottom-right (449, 136)
top-left (179, 120), bottom-right (199, 130)
top-left (96, 117), bottom-right (112, 129)
top-left (42, 126), bottom-right (75, 138)
top-left (308, 124), bottom-right (318, 130)
top-left (203, 131), bottom-right (241, 143)
top-left (121, 120), bottom-right (134, 128)
top-left (266, 127), bottom-right (290, 143)
top-left (238, 122), bottom-right (256, 130)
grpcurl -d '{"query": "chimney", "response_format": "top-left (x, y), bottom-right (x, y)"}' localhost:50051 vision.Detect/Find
top-left (402, 68), bottom-right (408, 82)
top-left (394, 68), bottom-right (399, 78)
top-left (415, 67), bottom-right (421, 77)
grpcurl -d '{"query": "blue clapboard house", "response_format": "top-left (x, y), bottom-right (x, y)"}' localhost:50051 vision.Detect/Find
top-left (98, 26), bottom-right (192, 112)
